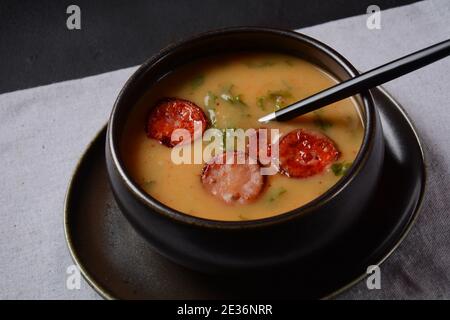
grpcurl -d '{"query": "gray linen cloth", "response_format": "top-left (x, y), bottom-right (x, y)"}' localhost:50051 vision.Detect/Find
top-left (0, 0), bottom-right (448, 299)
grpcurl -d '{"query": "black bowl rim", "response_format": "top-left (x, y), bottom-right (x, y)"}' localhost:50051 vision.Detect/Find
top-left (107, 26), bottom-right (377, 229)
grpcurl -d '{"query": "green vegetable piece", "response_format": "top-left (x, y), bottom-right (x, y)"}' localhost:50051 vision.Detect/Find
top-left (245, 60), bottom-right (276, 68)
top-left (267, 187), bottom-right (287, 202)
top-left (331, 162), bottom-right (353, 176)
top-left (220, 84), bottom-right (234, 103)
top-left (204, 91), bottom-right (217, 109)
top-left (274, 96), bottom-right (284, 110)
top-left (284, 59), bottom-right (294, 66)
top-left (221, 128), bottom-right (236, 151)
top-left (207, 109), bottom-right (217, 128)
top-left (331, 163), bottom-right (342, 175)
top-left (203, 91), bottom-right (218, 127)
top-left (314, 114), bottom-right (333, 131)
top-left (191, 74), bottom-right (204, 90)
top-left (267, 90), bottom-right (292, 110)
top-left (267, 90), bottom-right (292, 99)
top-left (220, 84), bottom-right (247, 106)
top-left (257, 96), bottom-right (266, 110)
top-left (142, 180), bottom-right (156, 189)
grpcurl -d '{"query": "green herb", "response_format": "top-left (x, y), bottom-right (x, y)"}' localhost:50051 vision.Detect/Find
top-left (220, 84), bottom-right (247, 106)
top-left (204, 91), bottom-right (217, 109)
top-left (203, 92), bottom-right (218, 127)
top-left (257, 89), bottom-right (293, 111)
top-left (314, 114), bottom-right (333, 131)
top-left (267, 90), bottom-right (292, 110)
top-left (233, 95), bottom-right (247, 106)
top-left (220, 128), bottom-right (235, 151)
top-left (257, 96), bottom-right (266, 110)
top-left (238, 214), bottom-right (248, 220)
top-left (142, 180), bottom-right (156, 189)
top-left (284, 59), bottom-right (294, 66)
top-left (275, 96), bottom-right (284, 110)
top-left (190, 74), bottom-right (204, 90)
top-left (207, 109), bottom-right (217, 127)
top-left (220, 128), bottom-right (251, 151)
top-left (331, 162), bottom-right (353, 176)
top-left (244, 60), bottom-right (276, 68)
top-left (220, 84), bottom-right (234, 102)
top-left (267, 90), bottom-right (292, 99)
top-left (267, 187), bottom-right (287, 202)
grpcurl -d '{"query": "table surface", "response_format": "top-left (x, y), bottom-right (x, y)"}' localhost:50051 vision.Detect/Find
top-left (0, 0), bottom-right (449, 300)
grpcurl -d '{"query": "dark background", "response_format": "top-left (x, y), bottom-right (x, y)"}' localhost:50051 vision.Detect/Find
top-left (0, 0), bottom-right (421, 94)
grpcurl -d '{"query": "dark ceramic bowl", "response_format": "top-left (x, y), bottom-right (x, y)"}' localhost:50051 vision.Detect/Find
top-left (105, 27), bottom-right (385, 274)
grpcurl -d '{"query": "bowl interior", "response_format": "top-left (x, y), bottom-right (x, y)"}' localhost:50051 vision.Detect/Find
top-left (108, 28), bottom-right (372, 226)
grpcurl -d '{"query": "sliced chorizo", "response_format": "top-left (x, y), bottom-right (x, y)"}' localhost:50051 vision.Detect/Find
top-left (245, 128), bottom-right (278, 164)
top-left (201, 152), bottom-right (265, 204)
top-left (146, 98), bottom-right (207, 147)
top-left (279, 129), bottom-right (340, 178)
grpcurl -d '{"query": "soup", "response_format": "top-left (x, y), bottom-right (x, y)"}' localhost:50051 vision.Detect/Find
top-left (121, 52), bottom-right (364, 221)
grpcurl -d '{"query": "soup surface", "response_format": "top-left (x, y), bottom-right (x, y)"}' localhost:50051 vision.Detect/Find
top-left (121, 52), bottom-right (364, 221)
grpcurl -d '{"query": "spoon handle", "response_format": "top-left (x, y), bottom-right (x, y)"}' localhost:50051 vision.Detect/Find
top-left (263, 39), bottom-right (450, 122)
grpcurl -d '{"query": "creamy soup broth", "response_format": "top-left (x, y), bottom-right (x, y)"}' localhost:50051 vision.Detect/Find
top-left (121, 52), bottom-right (364, 221)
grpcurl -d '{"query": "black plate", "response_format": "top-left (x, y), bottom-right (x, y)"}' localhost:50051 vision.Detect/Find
top-left (64, 87), bottom-right (426, 299)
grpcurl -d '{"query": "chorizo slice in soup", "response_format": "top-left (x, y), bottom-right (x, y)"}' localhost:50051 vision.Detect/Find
top-left (279, 129), bottom-right (340, 178)
top-left (201, 152), bottom-right (265, 204)
top-left (146, 98), bottom-right (207, 147)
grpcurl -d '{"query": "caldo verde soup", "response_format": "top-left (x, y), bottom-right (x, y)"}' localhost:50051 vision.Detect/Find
top-left (121, 53), bottom-right (364, 221)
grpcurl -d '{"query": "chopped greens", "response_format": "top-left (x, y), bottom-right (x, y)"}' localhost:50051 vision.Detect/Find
top-left (267, 90), bottom-right (292, 100)
top-left (284, 59), bottom-right (294, 66)
top-left (207, 109), bottom-right (217, 127)
top-left (204, 88), bottom-right (246, 128)
top-left (267, 187), bottom-right (287, 202)
top-left (257, 89), bottom-right (293, 112)
top-left (142, 180), bottom-right (156, 189)
top-left (244, 60), bottom-right (276, 68)
top-left (204, 91), bottom-right (218, 127)
top-left (190, 74), bottom-right (204, 90)
top-left (238, 214), bottom-right (248, 220)
top-left (220, 84), bottom-right (247, 106)
top-left (204, 91), bottom-right (217, 109)
top-left (267, 90), bottom-right (293, 110)
top-left (221, 128), bottom-right (237, 151)
top-left (331, 162), bottom-right (353, 176)
top-left (257, 96), bottom-right (266, 110)
top-left (219, 128), bottom-right (252, 151)
top-left (313, 113), bottom-right (333, 131)
top-left (256, 90), bottom-right (292, 111)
